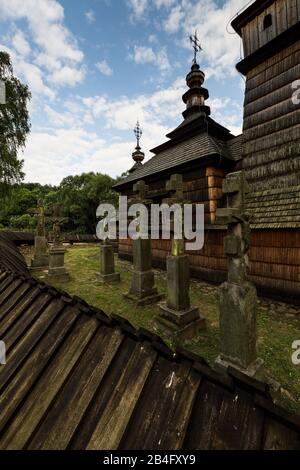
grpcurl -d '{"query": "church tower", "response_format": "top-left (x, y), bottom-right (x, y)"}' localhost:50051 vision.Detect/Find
top-left (232, 0), bottom-right (300, 191)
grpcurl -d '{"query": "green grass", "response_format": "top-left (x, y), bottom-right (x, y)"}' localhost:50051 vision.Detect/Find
top-left (25, 244), bottom-right (300, 414)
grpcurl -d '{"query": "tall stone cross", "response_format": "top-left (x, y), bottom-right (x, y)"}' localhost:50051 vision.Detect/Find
top-left (125, 179), bottom-right (162, 305)
top-left (132, 180), bottom-right (151, 204)
top-left (48, 203), bottom-right (68, 246)
top-left (215, 171), bottom-right (264, 378)
top-left (36, 199), bottom-right (46, 237)
top-left (164, 174), bottom-right (187, 257)
top-left (156, 173), bottom-right (206, 339)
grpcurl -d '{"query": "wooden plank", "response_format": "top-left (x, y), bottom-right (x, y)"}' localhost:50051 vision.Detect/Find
top-left (210, 388), bottom-right (264, 450)
top-left (183, 379), bottom-right (225, 449)
top-left (0, 286), bottom-right (41, 336)
top-left (119, 356), bottom-right (189, 449)
top-left (1, 292), bottom-right (52, 349)
top-left (263, 417), bottom-right (300, 449)
top-left (86, 342), bottom-right (157, 450)
top-left (0, 278), bottom-right (22, 307)
top-left (0, 314), bottom-right (98, 450)
top-left (30, 327), bottom-right (123, 450)
top-left (69, 336), bottom-right (137, 450)
top-left (276, 0), bottom-right (288, 34)
top-left (0, 298), bottom-right (66, 391)
top-left (0, 305), bottom-right (79, 436)
top-left (287, 0), bottom-right (298, 28)
top-left (0, 282), bottom-right (31, 322)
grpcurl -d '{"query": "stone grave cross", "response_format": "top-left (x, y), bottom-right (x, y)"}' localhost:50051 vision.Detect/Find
top-left (215, 171), bottom-right (264, 378)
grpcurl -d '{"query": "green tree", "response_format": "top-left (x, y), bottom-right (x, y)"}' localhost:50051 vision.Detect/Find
top-left (0, 52), bottom-right (31, 196)
top-left (58, 172), bottom-right (118, 233)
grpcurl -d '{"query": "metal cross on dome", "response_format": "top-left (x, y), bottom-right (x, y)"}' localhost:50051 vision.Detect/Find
top-left (134, 121), bottom-right (143, 148)
top-left (189, 30), bottom-right (202, 64)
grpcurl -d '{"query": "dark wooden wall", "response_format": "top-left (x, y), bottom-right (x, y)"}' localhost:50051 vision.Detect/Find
top-left (241, 0), bottom-right (300, 57)
top-left (242, 38), bottom-right (300, 191)
top-left (119, 229), bottom-right (300, 303)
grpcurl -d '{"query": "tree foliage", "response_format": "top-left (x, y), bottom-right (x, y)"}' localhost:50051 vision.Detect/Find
top-left (0, 52), bottom-right (31, 195)
top-left (0, 172), bottom-right (119, 234)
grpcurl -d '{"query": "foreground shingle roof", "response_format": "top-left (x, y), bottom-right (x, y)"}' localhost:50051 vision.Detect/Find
top-left (0, 234), bottom-right (299, 450)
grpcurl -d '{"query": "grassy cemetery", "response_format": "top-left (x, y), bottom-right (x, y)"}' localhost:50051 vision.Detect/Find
top-left (24, 242), bottom-right (300, 414)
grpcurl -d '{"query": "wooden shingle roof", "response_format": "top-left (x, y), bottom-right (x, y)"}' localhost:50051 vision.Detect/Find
top-left (0, 235), bottom-right (300, 450)
top-left (114, 133), bottom-right (242, 189)
top-left (247, 185), bottom-right (300, 229)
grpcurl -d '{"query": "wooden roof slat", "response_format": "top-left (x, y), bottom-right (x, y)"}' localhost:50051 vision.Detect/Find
top-left (29, 327), bottom-right (124, 450)
top-left (263, 417), bottom-right (300, 450)
top-left (0, 305), bottom-right (80, 438)
top-left (86, 342), bottom-right (157, 450)
top-left (120, 356), bottom-right (201, 450)
top-left (0, 313), bottom-right (98, 450)
top-left (0, 281), bottom-right (32, 323)
top-left (0, 287), bottom-right (44, 339)
top-left (69, 336), bottom-right (137, 450)
top-left (0, 299), bottom-right (66, 392)
top-left (0, 278), bottom-right (22, 307)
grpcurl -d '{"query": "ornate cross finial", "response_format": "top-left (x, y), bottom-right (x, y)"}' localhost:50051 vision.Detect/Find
top-left (134, 121), bottom-right (143, 148)
top-left (189, 30), bottom-right (202, 65)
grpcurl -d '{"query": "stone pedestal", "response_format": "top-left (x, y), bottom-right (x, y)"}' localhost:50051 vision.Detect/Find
top-left (156, 254), bottom-right (206, 340)
top-left (125, 238), bottom-right (162, 306)
top-left (215, 281), bottom-right (264, 378)
top-left (96, 243), bottom-right (120, 283)
top-left (48, 245), bottom-right (70, 282)
top-left (30, 236), bottom-right (49, 269)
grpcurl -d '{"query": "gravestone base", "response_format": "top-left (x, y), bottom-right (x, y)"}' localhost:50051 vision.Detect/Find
top-left (156, 305), bottom-right (206, 341)
top-left (48, 246), bottom-right (70, 282)
top-left (214, 355), bottom-right (281, 400)
top-left (155, 254), bottom-right (206, 340)
top-left (214, 355), bottom-right (265, 379)
top-left (30, 254), bottom-right (49, 270)
top-left (96, 243), bottom-right (120, 284)
top-left (125, 269), bottom-right (163, 306)
top-left (96, 272), bottom-right (120, 283)
top-left (30, 236), bottom-right (49, 270)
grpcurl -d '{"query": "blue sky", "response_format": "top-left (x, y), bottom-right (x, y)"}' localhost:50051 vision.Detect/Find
top-left (0, 0), bottom-right (250, 185)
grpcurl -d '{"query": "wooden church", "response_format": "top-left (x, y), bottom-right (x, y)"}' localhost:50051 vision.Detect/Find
top-left (114, 0), bottom-right (300, 304)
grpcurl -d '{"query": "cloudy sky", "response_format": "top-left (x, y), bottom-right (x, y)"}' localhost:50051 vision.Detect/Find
top-left (0, 0), bottom-right (250, 185)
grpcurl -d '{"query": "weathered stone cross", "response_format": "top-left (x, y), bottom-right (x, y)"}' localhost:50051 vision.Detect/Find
top-left (47, 203), bottom-right (68, 246)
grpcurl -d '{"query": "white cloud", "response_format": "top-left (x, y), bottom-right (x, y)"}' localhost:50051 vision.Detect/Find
top-left (96, 60), bottom-right (113, 77)
top-left (154, 0), bottom-right (176, 8)
top-left (131, 46), bottom-right (171, 73)
top-left (85, 9), bottom-right (95, 23)
top-left (127, 0), bottom-right (149, 20)
top-left (0, 0), bottom-right (85, 93)
top-left (12, 30), bottom-right (31, 57)
top-left (129, 0), bottom-right (246, 77)
top-left (22, 128), bottom-right (132, 185)
top-left (51, 66), bottom-right (86, 86)
top-left (164, 5), bottom-right (184, 33)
